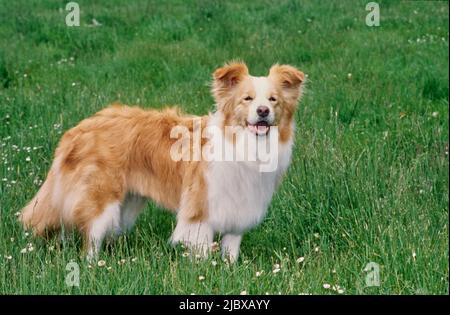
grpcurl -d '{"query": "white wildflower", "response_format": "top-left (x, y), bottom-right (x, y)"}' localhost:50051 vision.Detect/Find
top-left (97, 260), bottom-right (106, 267)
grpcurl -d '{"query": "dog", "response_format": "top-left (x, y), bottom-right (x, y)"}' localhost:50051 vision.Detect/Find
top-left (20, 61), bottom-right (305, 262)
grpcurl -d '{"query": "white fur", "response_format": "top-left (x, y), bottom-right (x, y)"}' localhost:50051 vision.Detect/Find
top-left (87, 201), bottom-right (121, 261)
top-left (247, 76), bottom-right (276, 125)
top-left (205, 112), bottom-right (292, 235)
top-left (221, 234), bottom-right (242, 263)
top-left (170, 219), bottom-right (214, 256)
top-left (84, 195), bottom-right (146, 261)
top-left (201, 111), bottom-right (293, 260)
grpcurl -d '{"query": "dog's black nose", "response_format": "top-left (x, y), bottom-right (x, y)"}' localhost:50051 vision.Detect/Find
top-left (257, 106), bottom-right (270, 118)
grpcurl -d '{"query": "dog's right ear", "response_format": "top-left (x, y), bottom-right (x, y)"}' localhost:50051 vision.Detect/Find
top-left (212, 61), bottom-right (248, 103)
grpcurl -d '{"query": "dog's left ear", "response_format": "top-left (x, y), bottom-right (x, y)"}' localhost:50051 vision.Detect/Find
top-left (212, 61), bottom-right (249, 104)
top-left (269, 64), bottom-right (305, 103)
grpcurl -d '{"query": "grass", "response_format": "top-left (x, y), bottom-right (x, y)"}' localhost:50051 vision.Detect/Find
top-left (0, 0), bottom-right (448, 295)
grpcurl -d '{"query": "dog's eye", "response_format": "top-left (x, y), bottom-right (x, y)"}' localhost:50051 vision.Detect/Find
top-left (244, 96), bottom-right (253, 101)
top-left (269, 96), bottom-right (277, 102)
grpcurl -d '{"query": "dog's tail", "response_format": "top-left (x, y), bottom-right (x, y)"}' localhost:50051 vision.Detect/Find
top-left (20, 170), bottom-right (59, 236)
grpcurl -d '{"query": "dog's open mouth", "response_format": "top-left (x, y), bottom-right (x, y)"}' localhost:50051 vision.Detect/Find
top-left (247, 121), bottom-right (270, 136)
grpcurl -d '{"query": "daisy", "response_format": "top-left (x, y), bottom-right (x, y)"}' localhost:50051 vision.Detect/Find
top-left (97, 260), bottom-right (106, 267)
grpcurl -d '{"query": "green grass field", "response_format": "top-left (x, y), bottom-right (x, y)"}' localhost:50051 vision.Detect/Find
top-left (0, 0), bottom-right (448, 295)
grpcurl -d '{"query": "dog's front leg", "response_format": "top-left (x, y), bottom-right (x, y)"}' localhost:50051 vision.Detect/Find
top-left (170, 219), bottom-right (214, 257)
top-left (221, 233), bottom-right (242, 263)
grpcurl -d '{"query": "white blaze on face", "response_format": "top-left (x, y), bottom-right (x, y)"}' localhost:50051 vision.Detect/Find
top-left (247, 76), bottom-right (276, 135)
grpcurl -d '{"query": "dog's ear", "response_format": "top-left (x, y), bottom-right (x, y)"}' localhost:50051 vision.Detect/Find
top-left (212, 61), bottom-right (249, 103)
top-left (269, 64), bottom-right (305, 103)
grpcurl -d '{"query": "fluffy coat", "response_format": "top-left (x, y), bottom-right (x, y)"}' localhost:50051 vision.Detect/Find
top-left (20, 62), bottom-right (305, 262)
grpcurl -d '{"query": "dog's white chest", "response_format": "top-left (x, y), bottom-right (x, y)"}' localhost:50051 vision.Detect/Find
top-left (205, 162), bottom-right (274, 233)
top-left (205, 140), bottom-right (292, 234)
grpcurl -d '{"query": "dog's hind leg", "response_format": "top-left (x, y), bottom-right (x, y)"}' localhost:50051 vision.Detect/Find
top-left (84, 194), bottom-right (145, 261)
top-left (81, 201), bottom-right (122, 262)
top-left (171, 172), bottom-right (213, 257)
top-left (72, 182), bottom-right (124, 261)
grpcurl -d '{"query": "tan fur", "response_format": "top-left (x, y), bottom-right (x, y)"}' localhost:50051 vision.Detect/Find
top-left (21, 106), bottom-right (208, 240)
top-left (20, 62), bottom-right (305, 256)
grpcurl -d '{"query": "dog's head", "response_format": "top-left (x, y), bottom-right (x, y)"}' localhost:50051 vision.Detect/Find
top-left (212, 61), bottom-right (305, 138)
